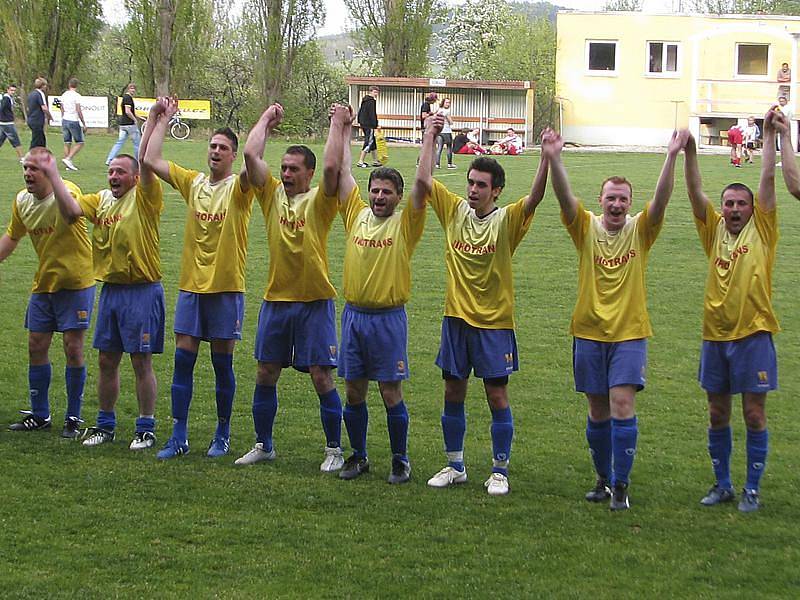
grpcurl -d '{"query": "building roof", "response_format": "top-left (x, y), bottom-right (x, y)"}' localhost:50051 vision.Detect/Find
top-left (345, 76), bottom-right (533, 90)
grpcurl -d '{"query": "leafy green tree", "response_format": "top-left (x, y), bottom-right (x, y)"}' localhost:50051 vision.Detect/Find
top-left (602, 0), bottom-right (642, 9)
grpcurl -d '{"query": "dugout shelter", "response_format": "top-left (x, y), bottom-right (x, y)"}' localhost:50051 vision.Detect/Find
top-left (346, 76), bottom-right (536, 148)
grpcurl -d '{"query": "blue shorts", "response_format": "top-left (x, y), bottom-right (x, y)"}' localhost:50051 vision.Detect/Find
top-left (339, 304), bottom-right (409, 381)
top-left (173, 291), bottom-right (244, 341)
top-left (573, 337), bottom-right (647, 394)
top-left (254, 299), bottom-right (338, 371)
top-left (93, 282), bottom-right (165, 354)
top-left (435, 316), bottom-right (518, 380)
top-left (62, 120), bottom-right (84, 143)
top-left (25, 286), bottom-right (96, 333)
top-left (699, 332), bottom-right (778, 394)
top-left (0, 123), bottom-right (21, 148)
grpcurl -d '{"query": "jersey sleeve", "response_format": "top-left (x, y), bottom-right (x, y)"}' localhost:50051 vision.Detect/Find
top-left (255, 175), bottom-right (281, 216)
top-left (339, 185), bottom-right (367, 232)
top-left (314, 186), bottom-right (339, 227)
top-left (637, 202), bottom-right (664, 250)
top-left (562, 202), bottom-right (590, 248)
top-left (401, 202), bottom-right (427, 254)
top-left (7, 195), bottom-right (27, 240)
top-left (694, 202), bottom-right (721, 257)
top-left (79, 192), bottom-right (101, 222)
top-left (137, 177), bottom-right (164, 215)
top-left (232, 173), bottom-right (255, 209)
top-left (167, 161), bottom-right (199, 204)
top-left (753, 200), bottom-right (778, 250)
top-left (428, 179), bottom-right (460, 227)
top-left (505, 196), bottom-right (534, 253)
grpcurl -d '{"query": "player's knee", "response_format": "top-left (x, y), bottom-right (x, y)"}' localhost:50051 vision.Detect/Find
top-left (129, 354), bottom-right (153, 379)
top-left (63, 338), bottom-right (84, 364)
top-left (743, 405), bottom-right (766, 430)
top-left (310, 366), bottom-right (334, 393)
top-left (28, 335), bottom-right (50, 361)
top-left (707, 403), bottom-right (730, 427)
top-left (256, 362), bottom-right (280, 387)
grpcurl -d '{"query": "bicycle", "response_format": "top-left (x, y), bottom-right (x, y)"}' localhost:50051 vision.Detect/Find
top-left (140, 112), bottom-right (191, 140)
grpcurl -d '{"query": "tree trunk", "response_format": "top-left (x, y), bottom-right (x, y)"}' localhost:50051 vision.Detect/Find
top-left (381, 0), bottom-right (406, 76)
top-left (156, 0), bottom-right (177, 95)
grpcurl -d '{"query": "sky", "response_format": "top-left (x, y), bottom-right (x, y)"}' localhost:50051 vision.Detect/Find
top-left (103, 0), bottom-right (679, 36)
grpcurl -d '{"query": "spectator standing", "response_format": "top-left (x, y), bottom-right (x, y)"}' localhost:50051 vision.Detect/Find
top-left (0, 84), bottom-right (25, 163)
top-left (777, 62), bottom-right (791, 100)
top-left (356, 86), bottom-right (380, 168)
top-left (435, 98), bottom-right (456, 169)
top-left (105, 82), bottom-right (142, 166)
top-left (59, 78), bottom-right (87, 171)
top-left (26, 77), bottom-right (52, 149)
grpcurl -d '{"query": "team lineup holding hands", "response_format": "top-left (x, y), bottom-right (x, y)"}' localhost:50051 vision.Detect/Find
top-left (2, 98), bottom-right (797, 511)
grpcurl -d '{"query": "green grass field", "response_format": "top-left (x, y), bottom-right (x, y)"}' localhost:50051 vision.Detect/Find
top-left (1, 128), bottom-right (799, 598)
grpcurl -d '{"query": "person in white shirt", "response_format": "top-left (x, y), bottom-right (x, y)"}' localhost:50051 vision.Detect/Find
top-left (59, 78), bottom-right (86, 171)
top-left (742, 116), bottom-right (760, 164)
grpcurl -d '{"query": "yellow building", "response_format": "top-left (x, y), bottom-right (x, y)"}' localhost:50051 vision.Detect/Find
top-left (555, 11), bottom-right (800, 148)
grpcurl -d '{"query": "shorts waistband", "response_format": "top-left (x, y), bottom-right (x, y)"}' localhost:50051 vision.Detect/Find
top-left (345, 303), bottom-right (405, 315)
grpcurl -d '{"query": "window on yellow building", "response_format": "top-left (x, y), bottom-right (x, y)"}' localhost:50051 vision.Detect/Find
top-left (736, 44), bottom-right (769, 77)
top-left (587, 41), bottom-right (617, 73)
top-left (648, 42), bottom-right (679, 74)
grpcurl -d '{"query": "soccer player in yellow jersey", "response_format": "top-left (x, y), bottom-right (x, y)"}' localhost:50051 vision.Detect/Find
top-left (683, 109), bottom-right (782, 513)
top-left (143, 96), bottom-right (257, 460)
top-left (0, 147), bottom-right (94, 438)
top-left (48, 103), bottom-right (165, 450)
top-left (328, 106), bottom-right (426, 483)
top-left (542, 127), bottom-right (686, 511)
top-left (234, 104), bottom-right (348, 471)
top-left (416, 114), bottom-right (548, 496)
top-left (774, 109), bottom-right (800, 200)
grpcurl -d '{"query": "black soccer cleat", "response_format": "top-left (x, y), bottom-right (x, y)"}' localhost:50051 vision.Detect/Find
top-left (585, 478), bottom-right (612, 502)
top-left (339, 454), bottom-right (370, 480)
top-left (8, 410), bottom-right (52, 432)
top-left (609, 482), bottom-right (630, 511)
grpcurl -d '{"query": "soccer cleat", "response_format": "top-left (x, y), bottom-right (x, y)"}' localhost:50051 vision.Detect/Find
top-left (206, 436), bottom-right (230, 458)
top-left (61, 416), bottom-right (83, 439)
top-left (157, 437), bottom-right (189, 460)
top-left (609, 482), bottom-right (630, 511)
top-left (339, 455), bottom-right (370, 480)
top-left (738, 488), bottom-right (761, 513)
top-left (356, 162), bottom-right (368, 168)
top-left (484, 472), bottom-right (510, 496)
top-left (320, 446), bottom-right (344, 472)
top-left (129, 431), bottom-right (156, 451)
top-left (427, 465), bottom-right (467, 488)
top-left (81, 427), bottom-right (115, 446)
top-left (585, 478), bottom-right (612, 502)
top-left (234, 442), bottom-right (276, 465)
top-left (700, 484), bottom-right (736, 506)
top-left (387, 456), bottom-right (411, 484)
top-left (8, 410), bottom-right (51, 431)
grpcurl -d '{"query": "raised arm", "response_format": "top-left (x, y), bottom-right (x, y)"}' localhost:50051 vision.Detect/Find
top-left (758, 109), bottom-right (777, 212)
top-left (772, 109), bottom-right (800, 200)
top-left (142, 96), bottom-right (178, 185)
top-left (649, 129), bottom-right (688, 226)
top-left (338, 105), bottom-right (357, 204)
top-left (243, 103), bottom-right (283, 189)
top-left (682, 132), bottom-right (710, 222)
top-left (138, 101), bottom-right (161, 186)
top-left (322, 104), bottom-right (352, 198)
top-left (523, 153), bottom-right (548, 218)
top-left (37, 152), bottom-right (83, 222)
top-left (410, 113), bottom-right (444, 210)
top-left (540, 127), bottom-right (578, 224)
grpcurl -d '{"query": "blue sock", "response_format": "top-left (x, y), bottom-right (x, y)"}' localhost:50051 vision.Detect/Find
top-left (708, 426), bottom-right (733, 489)
top-left (29, 363), bottom-right (52, 419)
top-left (611, 416), bottom-right (638, 486)
top-left (97, 410), bottom-right (116, 432)
top-left (170, 348), bottom-right (197, 442)
top-left (318, 388), bottom-right (342, 447)
top-left (65, 365), bottom-right (86, 420)
top-left (135, 416), bottom-right (155, 434)
top-left (442, 401), bottom-right (466, 471)
top-left (343, 401), bottom-right (369, 458)
top-left (586, 417), bottom-right (612, 480)
top-left (386, 401), bottom-right (409, 461)
top-left (745, 428), bottom-right (769, 491)
top-left (252, 384), bottom-right (278, 451)
top-left (490, 406), bottom-right (513, 475)
top-left (211, 352), bottom-right (235, 439)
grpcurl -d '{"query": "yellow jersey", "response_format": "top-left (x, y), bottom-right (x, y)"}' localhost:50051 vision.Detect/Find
top-left (695, 201), bottom-right (779, 341)
top-left (168, 162), bottom-right (254, 293)
top-left (7, 181), bottom-right (93, 293)
top-left (428, 179), bottom-right (532, 330)
top-left (256, 176), bottom-right (338, 302)
top-left (340, 185), bottom-right (425, 308)
top-left (563, 203), bottom-right (662, 342)
top-left (81, 178), bottom-right (163, 284)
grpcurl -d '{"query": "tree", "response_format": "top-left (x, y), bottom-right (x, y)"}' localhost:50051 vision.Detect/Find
top-left (343, 0), bottom-right (440, 76)
top-left (602, 0), bottom-right (642, 9)
top-left (686, 0), bottom-right (800, 12)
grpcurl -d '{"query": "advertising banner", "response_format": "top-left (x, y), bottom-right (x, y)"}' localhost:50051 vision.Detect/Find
top-left (117, 97), bottom-right (212, 120)
top-left (48, 96), bottom-right (109, 128)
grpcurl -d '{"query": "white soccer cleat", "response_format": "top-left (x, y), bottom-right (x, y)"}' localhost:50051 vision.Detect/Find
top-left (320, 446), bottom-right (344, 472)
top-left (484, 472), bottom-right (510, 496)
top-left (427, 466), bottom-right (467, 488)
top-left (129, 431), bottom-right (156, 450)
top-left (234, 442), bottom-right (276, 465)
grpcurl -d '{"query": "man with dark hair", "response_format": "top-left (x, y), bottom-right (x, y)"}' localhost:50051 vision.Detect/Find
top-left (1, 84), bottom-right (25, 163)
top-left (0, 147), bottom-right (93, 438)
top-left (59, 78), bottom-right (87, 171)
top-left (235, 104), bottom-right (348, 472)
top-left (26, 77), bottom-right (52, 149)
top-left (356, 86), bottom-right (380, 168)
top-left (331, 109), bottom-right (426, 483)
top-left (49, 104), bottom-right (164, 450)
top-left (414, 113), bottom-right (548, 496)
top-left (105, 82), bottom-right (141, 166)
top-left (542, 127), bottom-right (685, 511)
top-left (143, 96), bottom-right (257, 460)
top-left (683, 109), bottom-right (781, 513)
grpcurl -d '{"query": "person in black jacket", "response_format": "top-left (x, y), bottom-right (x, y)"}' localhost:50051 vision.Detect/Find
top-left (356, 86), bottom-right (380, 168)
top-left (27, 77), bottom-right (52, 149)
top-left (0, 84), bottom-right (25, 162)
